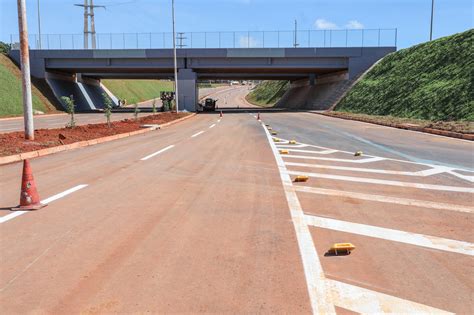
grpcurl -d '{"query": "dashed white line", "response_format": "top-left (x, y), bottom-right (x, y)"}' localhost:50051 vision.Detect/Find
top-left (304, 214), bottom-right (474, 256)
top-left (191, 131), bottom-right (205, 138)
top-left (209, 124), bottom-right (216, 129)
top-left (286, 170), bottom-right (474, 193)
top-left (0, 184), bottom-right (88, 224)
top-left (294, 186), bottom-right (474, 213)
top-left (140, 145), bottom-right (175, 161)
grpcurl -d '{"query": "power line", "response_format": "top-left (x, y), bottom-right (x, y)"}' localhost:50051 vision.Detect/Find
top-left (74, 0), bottom-right (106, 49)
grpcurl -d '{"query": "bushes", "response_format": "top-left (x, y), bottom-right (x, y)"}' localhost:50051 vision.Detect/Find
top-left (336, 29), bottom-right (474, 121)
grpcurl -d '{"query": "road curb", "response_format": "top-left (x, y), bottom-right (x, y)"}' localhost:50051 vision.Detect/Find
top-left (0, 113), bottom-right (196, 166)
top-left (311, 112), bottom-right (474, 141)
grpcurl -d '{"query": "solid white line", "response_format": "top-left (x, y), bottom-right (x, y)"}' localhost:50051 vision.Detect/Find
top-left (304, 214), bottom-right (474, 256)
top-left (283, 149), bottom-right (338, 155)
top-left (327, 279), bottom-right (453, 314)
top-left (284, 155), bottom-right (386, 163)
top-left (287, 170), bottom-right (474, 193)
top-left (209, 124), bottom-right (216, 129)
top-left (0, 184), bottom-right (88, 224)
top-left (285, 161), bottom-right (452, 177)
top-left (261, 123), bottom-right (336, 313)
top-left (294, 186), bottom-right (474, 213)
top-left (191, 131), bottom-right (205, 138)
top-left (276, 143), bottom-right (308, 148)
top-left (140, 145), bottom-right (175, 161)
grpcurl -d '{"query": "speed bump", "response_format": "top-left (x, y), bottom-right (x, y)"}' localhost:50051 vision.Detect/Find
top-left (279, 149), bottom-right (289, 154)
top-left (354, 151), bottom-right (363, 156)
top-left (271, 131), bottom-right (277, 135)
top-left (289, 140), bottom-right (297, 144)
top-left (294, 175), bottom-right (309, 182)
top-left (328, 243), bottom-right (355, 255)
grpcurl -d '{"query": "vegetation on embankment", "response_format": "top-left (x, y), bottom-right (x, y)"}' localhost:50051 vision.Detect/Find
top-left (245, 80), bottom-right (289, 107)
top-left (0, 53), bottom-right (57, 117)
top-left (102, 79), bottom-right (174, 105)
top-left (336, 29), bottom-right (474, 122)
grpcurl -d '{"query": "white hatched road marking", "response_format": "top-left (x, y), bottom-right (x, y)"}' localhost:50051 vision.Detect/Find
top-left (281, 148), bottom-right (338, 155)
top-left (327, 279), bottom-right (454, 314)
top-left (0, 185), bottom-right (88, 224)
top-left (285, 161), bottom-right (453, 177)
top-left (191, 131), bottom-right (205, 138)
top-left (140, 145), bottom-right (175, 161)
top-left (286, 170), bottom-right (474, 193)
top-left (304, 214), bottom-right (474, 256)
top-left (294, 186), bottom-right (474, 213)
top-left (284, 155), bottom-right (386, 164)
top-left (261, 123), bottom-right (336, 313)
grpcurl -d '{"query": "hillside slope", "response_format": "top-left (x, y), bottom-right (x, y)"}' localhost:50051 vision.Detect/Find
top-left (336, 29), bottom-right (473, 121)
top-left (0, 54), bottom-right (57, 117)
top-left (102, 79), bottom-right (173, 105)
top-left (246, 81), bottom-right (289, 107)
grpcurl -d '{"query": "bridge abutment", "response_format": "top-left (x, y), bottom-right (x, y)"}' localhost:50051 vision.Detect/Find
top-left (177, 69), bottom-right (198, 112)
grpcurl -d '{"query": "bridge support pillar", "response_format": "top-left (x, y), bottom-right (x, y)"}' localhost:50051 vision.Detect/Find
top-left (177, 69), bottom-right (197, 112)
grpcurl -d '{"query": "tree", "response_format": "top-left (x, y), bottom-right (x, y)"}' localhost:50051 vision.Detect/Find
top-left (0, 41), bottom-right (11, 54)
top-left (134, 103), bottom-right (140, 121)
top-left (152, 98), bottom-right (157, 114)
top-left (61, 95), bottom-right (76, 128)
top-left (102, 93), bottom-right (113, 128)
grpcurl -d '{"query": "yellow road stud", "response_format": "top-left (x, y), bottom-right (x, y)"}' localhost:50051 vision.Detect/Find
top-left (329, 243), bottom-right (356, 255)
top-left (273, 138), bottom-right (280, 142)
top-left (279, 149), bottom-right (289, 154)
top-left (271, 131), bottom-right (277, 135)
top-left (294, 175), bottom-right (309, 182)
top-left (354, 151), bottom-right (363, 156)
top-left (289, 140), bottom-right (297, 144)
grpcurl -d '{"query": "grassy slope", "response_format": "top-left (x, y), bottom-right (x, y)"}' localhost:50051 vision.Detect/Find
top-left (336, 29), bottom-right (474, 121)
top-left (102, 79), bottom-right (173, 105)
top-left (0, 54), bottom-right (57, 117)
top-left (246, 81), bottom-right (289, 107)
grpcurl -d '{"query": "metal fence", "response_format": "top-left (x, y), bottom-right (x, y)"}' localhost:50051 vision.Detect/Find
top-left (10, 29), bottom-right (397, 50)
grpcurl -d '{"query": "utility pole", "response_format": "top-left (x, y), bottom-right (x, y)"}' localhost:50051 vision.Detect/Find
top-left (37, 0), bottom-right (42, 49)
top-left (172, 0), bottom-right (179, 112)
top-left (293, 19), bottom-right (299, 48)
top-left (177, 32), bottom-right (187, 48)
top-left (75, 0), bottom-right (105, 49)
top-left (430, 0), bottom-right (435, 41)
top-left (16, 0), bottom-right (35, 140)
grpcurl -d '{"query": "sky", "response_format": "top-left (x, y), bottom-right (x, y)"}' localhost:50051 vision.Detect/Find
top-left (0, 0), bottom-right (472, 49)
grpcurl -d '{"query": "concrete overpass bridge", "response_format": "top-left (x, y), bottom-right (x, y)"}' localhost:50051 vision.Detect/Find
top-left (9, 46), bottom-right (395, 111)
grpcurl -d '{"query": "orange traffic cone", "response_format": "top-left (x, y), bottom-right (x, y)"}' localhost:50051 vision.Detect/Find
top-left (12, 160), bottom-right (46, 210)
top-left (257, 112), bottom-right (261, 120)
top-left (220, 111), bottom-right (223, 118)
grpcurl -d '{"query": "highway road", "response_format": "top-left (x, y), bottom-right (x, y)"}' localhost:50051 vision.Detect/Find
top-left (1, 89), bottom-right (473, 313)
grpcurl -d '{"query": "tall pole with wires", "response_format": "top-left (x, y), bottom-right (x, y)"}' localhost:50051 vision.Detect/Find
top-left (172, 0), bottom-right (179, 112)
top-left (429, 0), bottom-right (435, 41)
top-left (37, 0), bottom-right (42, 49)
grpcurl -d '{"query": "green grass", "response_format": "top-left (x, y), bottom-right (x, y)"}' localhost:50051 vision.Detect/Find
top-left (336, 29), bottom-right (474, 121)
top-left (246, 81), bottom-right (289, 107)
top-left (0, 54), bottom-right (55, 117)
top-left (102, 79), bottom-right (173, 105)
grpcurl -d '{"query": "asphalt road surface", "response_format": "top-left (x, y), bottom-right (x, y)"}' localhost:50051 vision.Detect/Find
top-left (1, 89), bottom-right (473, 313)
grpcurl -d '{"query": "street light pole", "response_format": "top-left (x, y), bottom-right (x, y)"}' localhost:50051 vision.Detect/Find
top-left (17, 0), bottom-right (35, 140)
top-left (430, 0), bottom-right (435, 41)
top-left (37, 0), bottom-right (42, 49)
top-left (172, 0), bottom-right (179, 112)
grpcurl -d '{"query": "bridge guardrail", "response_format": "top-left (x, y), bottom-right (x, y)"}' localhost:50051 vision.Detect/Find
top-left (10, 29), bottom-right (397, 50)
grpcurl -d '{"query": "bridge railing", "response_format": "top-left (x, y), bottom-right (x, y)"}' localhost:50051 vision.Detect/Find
top-left (10, 29), bottom-right (397, 50)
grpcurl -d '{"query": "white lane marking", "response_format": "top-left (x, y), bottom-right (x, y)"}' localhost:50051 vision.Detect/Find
top-left (287, 170), bottom-right (474, 193)
top-left (261, 123), bottom-right (336, 313)
top-left (294, 186), bottom-right (474, 213)
top-left (0, 185), bottom-right (88, 224)
top-left (305, 214), bottom-right (474, 256)
top-left (209, 124), bottom-right (216, 129)
top-left (217, 119), bottom-right (221, 123)
top-left (327, 279), bottom-right (454, 314)
top-left (191, 131), bottom-right (205, 138)
top-left (448, 170), bottom-right (474, 183)
top-left (284, 155), bottom-right (385, 164)
top-left (283, 148), bottom-right (338, 155)
top-left (285, 161), bottom-right (453, 177)
top-left (276, 143), bottom-right (308, 148)
top-left (140, 145), bottom-right (175, 161)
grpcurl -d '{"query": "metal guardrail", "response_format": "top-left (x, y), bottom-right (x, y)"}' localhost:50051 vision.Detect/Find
top-left (10, 29), bottom-right (397, 50)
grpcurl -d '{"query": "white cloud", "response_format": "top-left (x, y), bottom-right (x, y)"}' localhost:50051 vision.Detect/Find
top-left (346, 20), bottom-right (364, 29)
top-left (239, 36), bottom-right (259, 48)
top-left (314, 18), bottom-right (338, 30)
